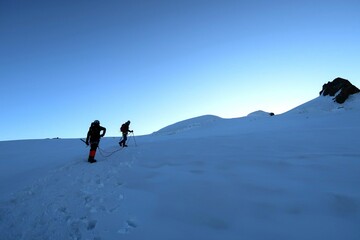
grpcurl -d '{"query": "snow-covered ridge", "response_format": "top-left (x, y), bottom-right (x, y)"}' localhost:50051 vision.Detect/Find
top-left (153, 114), bottom-right (222, 135)
top-left (284, 93), bottom-right (360, 116)
top-left (153, 93), bottom-right (360, 137)
top-left (247, 110), bottom-right (273, 118)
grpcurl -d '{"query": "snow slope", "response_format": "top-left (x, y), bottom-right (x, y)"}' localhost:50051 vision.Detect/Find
top-left (1, 95), bottom-right (360, 240)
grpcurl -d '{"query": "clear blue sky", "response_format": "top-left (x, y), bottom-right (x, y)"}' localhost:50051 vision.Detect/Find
top-left (1, 0), bottom-right (359, 141)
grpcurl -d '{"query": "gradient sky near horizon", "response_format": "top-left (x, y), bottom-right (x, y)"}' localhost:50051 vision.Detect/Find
top-left (1, 0), bottom-right (360, 141)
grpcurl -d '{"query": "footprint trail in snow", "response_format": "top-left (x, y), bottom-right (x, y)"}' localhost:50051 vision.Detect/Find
top-left (0, 145), bottom-right (139, 240)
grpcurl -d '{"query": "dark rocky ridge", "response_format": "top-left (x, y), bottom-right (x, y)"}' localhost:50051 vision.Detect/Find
top-left (320, 77), bottom-right (359, 103)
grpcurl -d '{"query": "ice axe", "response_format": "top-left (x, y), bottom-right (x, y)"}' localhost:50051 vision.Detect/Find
top-left (80, 139), bottom-right (88, 146)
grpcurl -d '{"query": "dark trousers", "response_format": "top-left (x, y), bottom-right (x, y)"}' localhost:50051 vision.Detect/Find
top-left (119, 133), bottom-right (128, 146)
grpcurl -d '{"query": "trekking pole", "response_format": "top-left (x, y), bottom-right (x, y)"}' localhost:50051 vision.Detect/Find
top-left (131, 132), bottom-right (137, 147)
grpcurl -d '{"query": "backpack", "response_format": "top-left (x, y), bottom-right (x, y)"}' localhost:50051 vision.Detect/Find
top-left (89, 124), bottom-right (101, 139)
top-left (120, 124), bottom-right (126, 132)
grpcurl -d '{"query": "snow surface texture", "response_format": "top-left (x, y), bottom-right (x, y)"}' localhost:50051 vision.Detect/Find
top-left (1, 95), bottom-right (360, 240)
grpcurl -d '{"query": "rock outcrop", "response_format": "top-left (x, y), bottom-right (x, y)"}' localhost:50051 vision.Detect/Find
top-left (320, 77), bottom-right (359, 103)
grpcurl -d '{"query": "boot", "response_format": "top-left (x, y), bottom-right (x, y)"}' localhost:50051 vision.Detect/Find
top-left (88, 156), bottom-right (97, 163)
